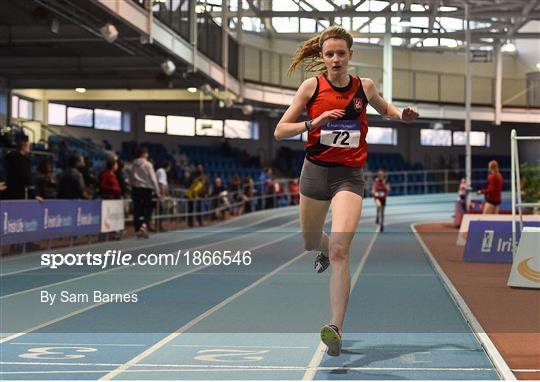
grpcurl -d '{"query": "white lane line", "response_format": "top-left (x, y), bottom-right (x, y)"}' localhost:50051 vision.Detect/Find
top-left (1, 216), bottom-right (299, 299)
top-left (1, 265), bottom-right (46, 277)
top-left (512, 369), bottom-right (540, 372)
top-left (100, 249), bottom-right (314, 380)
top-left (302, 225), bottom-right (380, 381)
top-left (0, 360), bottom-right (497, 371)
top-left (0, 219), bottom-right (301, 344)
top-left (170, 344), bottom-right (310, 349)
top-left (10, 342), bottom-right (146, 347)
top-left (0, 209), bottom-right (297, 275)
top-left (411, 223), bottom-right (516, 381)
top-left (1, 266), bottom-right (127, 299)
top-left (0, 361), bottom-right (496, 372)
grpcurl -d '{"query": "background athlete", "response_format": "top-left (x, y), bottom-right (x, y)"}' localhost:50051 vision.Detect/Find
top-left (372, 169), bottom-right (390, 232)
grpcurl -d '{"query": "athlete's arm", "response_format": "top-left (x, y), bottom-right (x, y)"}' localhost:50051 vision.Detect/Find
top-left (361, 78), bottom-right (419, 123)
top-left (274, 77), bottom-right (344, 140)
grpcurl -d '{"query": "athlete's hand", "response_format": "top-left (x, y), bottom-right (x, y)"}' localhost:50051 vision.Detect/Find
top-left (402, 107), bottom-right (419, 123)
top-left (314, 109), bottom-right (345, 128)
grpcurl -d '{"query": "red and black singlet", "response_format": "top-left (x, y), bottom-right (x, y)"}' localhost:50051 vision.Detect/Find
top-left (373, 178), bottom-right (388, 200)
top-left (305, 74), bottom-right (369, 168)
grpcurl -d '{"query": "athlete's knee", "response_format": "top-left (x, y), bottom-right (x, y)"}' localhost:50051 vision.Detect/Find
top-left (329, 242), bottom-right (349, 263)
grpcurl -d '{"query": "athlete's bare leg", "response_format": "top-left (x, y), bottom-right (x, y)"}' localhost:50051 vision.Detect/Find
top-left (300, 193), bottom-right (331, 253)
top-left (483, 202), bottom-right (497, 214)
top-left (328, 191), bottom-right (363, 330)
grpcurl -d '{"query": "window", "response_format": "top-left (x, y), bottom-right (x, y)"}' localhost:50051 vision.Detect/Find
top-left (145, 115), bottom-right (166, 133)
top-left (196, 119), bottom-right (223, 136)
top-left (167, 116), bottom-right (195, 136)
top-left (420, 129), bottom-right (452, 146)
top-left (19, 99), bottom-right (33, 120)
top-left (366, 127), bottom-right (397, 145)
top-left (67, 107), bottom-right (93, 127)
top-left (48, 103), bottom-right (67, 126)
top-left (11, 95), bottom-right (34, 120)
top-left (453, 131), bottom-right (490, 147)
top-left (11, 95), bottom-right (18, 118)
top-left (224, 119), bottom-right (259, 139)
top-left (95, 109), bottom-right (122, 131)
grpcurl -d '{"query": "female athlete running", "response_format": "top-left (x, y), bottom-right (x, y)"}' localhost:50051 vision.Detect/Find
top-left (274, 26), bottom-right (419, 356)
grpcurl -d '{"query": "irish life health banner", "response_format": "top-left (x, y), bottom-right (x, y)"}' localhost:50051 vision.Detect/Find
top-left (464, 220), bottom-right (540, 263)
top-left (1, 200), bottom-right (40, 245)
top-left (1, 200), bottom-right (101, 245)
top-left (40, 200), bottom-right (101, 238)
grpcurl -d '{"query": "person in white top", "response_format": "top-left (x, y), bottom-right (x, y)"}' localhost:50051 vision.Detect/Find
top-left (156, 161), bottom-right (172, 230)
top-left (156, 161), bottom-right (171, 197)
top-left (130, 147), bottom-right (161, 238)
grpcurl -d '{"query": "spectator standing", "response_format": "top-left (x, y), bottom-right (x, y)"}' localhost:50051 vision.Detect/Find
top-left (3, 135), bottom-right (32, 200)
top-left (242, 176), bottom-right (256, 213)
top-left (477, 160), bottom-right (504, 214)
top-left (58, 155), bottom-right (88, 199)
top-left (130, 147), bottom-right (161, 238)
top-left (34, 159), bottom-right (57, 200)
top-left (210, 176), bottom-right (230, 220)
top-left (156, 161), bottom-right (172, 230)
top-left (99, 158), bottom-right (122, 199)
top-left (186, 164), bottom-right (208, 227)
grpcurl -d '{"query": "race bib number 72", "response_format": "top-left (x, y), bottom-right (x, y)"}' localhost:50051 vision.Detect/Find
top-left (320, 120), bottom-right (361, 148)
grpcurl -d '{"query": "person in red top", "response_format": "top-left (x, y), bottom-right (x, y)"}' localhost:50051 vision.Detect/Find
top-left (372, 169), bottom-right (390, 232)
top-left (99, 157), bottom-right (122, 199)
top-left (477, 160), bottom-right (504, 214)
top-left (274, 26), bottom-right (418, 356)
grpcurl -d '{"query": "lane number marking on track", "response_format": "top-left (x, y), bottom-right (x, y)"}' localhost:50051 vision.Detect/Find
top-left (194, 349), bottom-right (269, 363)
top-left (18, 346), bottom-right (97, 360)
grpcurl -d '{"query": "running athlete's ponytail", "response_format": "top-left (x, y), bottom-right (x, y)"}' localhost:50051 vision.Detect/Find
top-left (288, 26), bottom-right (353, 75)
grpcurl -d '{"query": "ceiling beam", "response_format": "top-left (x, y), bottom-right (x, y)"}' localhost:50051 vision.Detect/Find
top-left (504, 0), bottom-right (540, 41)
top-left (209, 9), bottom-right (540, 19)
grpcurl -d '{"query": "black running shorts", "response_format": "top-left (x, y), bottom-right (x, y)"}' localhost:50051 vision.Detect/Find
top-left (299, 158), bottom-right (365, 201)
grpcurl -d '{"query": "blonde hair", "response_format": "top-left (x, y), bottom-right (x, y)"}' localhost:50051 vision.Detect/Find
top-left (288, 26), bottom-right (353, 75)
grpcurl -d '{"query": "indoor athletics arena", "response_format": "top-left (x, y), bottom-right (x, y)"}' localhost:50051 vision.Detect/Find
top-left (1, 0), bottom-right (539, 381)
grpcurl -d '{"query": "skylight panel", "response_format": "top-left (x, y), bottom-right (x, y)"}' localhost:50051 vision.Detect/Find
top-left (352, 17), bottom-right (370, 30)
top-left (300, 18), bottom-right (317, 33)
top-left (391, 37), bottom-right (403, 46)
top-left (272, 0), bottom-right (299, 11)
top-left (439, 17), bottom-right (463, 32)
top-left (303, 0), bottom-right (334, 11)
top-left (410, 17), bottom-right (429, 28)
top-left (273, 17), bottom-right (299, 33)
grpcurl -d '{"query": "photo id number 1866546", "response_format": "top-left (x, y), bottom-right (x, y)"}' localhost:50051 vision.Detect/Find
top-left (183, 250), bottom-right (252, 266)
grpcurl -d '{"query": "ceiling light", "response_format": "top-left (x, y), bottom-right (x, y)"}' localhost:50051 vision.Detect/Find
top-left (195, 4), bottom-right (205, 14)
top-left (501, 42), bottom-right (516, 53)
top-left (100, 23), bottom-right (118, 43)
top-left (75, 88), bottom-right (86, 93)
top-left (187, 87), bottom-right (197, 93)
top-left (160, 59), bottom-right (176, 76)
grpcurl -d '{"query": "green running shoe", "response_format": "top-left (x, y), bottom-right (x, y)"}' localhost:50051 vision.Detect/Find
top-left (320, 324), bottom-right (342, 356)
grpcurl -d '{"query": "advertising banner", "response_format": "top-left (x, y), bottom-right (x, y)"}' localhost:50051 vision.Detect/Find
top-left (508, 227), bottom-right (540, 288)
top-left (463, 220), bottom-right (540, 263)
top-left (1, 200), bottom-right (101, 245)
top-left (101, 200), bottom-right (125, 232)
top-left (457, 213), bottom-right (540, 246)
top-left (0, 201), bottom-right (40, 245)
